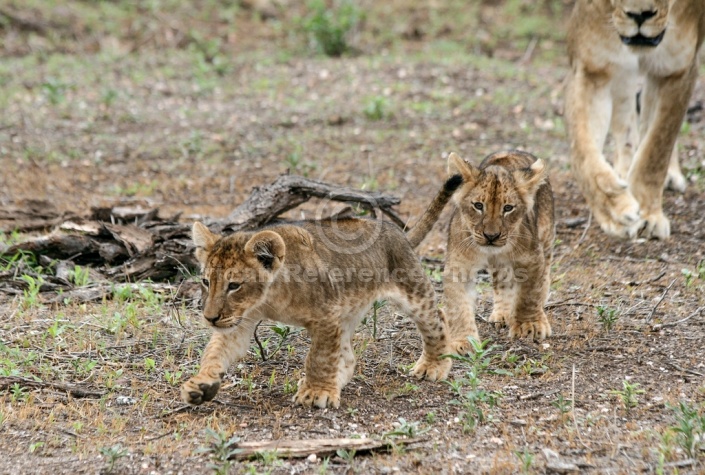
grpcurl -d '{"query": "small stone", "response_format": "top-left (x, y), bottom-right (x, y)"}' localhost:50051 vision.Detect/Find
top-left (115, 395), bottom-right (136, 406)
top-left (542, 448), bottom-right (560, 460)
top-left (546, 461), bottom-right (579, 473)
top-left (306, 454), bottom-right (316, 463)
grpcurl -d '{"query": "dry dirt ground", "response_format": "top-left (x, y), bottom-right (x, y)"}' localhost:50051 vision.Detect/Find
top-left (1, 1), bottom-right (705, 474)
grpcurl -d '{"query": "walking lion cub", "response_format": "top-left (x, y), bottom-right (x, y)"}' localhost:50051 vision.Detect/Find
top-left (442, 151), bottom-right (555, 353)
top-left (181, 177), bottom-right (461, 409)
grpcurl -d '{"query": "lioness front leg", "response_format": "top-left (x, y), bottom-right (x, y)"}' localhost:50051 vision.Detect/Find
top-left (181, 320), bottom-right (257, 405)
top-left (565, 68), bottom-right (643, 239)
top-left (610, 69), bottom-right (640, 181)
top-left (295, 323), bottom-right (342, 409)
top-left (628, 67), bottom-right (697, 239)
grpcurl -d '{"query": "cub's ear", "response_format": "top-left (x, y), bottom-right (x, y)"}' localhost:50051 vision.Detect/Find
top-left (245, 230), bottom-right (286, 273)
top-left (447, 152), bottom-right (480, 184)
top-left (514, 158), bottom-right (547, 196)
top-left (192, 222), bottom-right (218, 264)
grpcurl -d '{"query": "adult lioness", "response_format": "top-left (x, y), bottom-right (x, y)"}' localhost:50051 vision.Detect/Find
top-left (442, 151), bottom-right (555, 352)
top-left (180, 177), bottom-right (461, 409)
top-left (565, 0), bottom-right (704, 239)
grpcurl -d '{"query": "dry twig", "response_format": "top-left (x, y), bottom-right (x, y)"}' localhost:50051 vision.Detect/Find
top-left (646, 279), bottom-right (676, 323)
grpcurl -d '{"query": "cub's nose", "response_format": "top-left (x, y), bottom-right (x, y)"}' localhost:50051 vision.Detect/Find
top-left (205, 314), bottom-right (221, 324)
top-left (626, 10), bottom-right (656, 26)
top-left (483, 231), bottom-right (501, 243)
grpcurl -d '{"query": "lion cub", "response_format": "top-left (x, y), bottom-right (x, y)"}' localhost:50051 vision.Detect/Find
top-left (442, 151), bottom-right (555, 352)
top-left (181, 179), bottom-right (461, 409)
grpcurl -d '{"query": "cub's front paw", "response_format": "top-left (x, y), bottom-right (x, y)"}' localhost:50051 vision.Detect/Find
top-left (488, 310), bottom-right (509, 327)
top-left (639, 211), bottom-right (670, 240)
top-left (294, 380), bottom-right (340, 409)
top-left (509, 314), bottom-right (552, 341)
top-left (411, 354), bottom-right (451, 381)
top-left (448, 333), bottom-right (479, 356)
top-left (181, 376), bottom-right (221, 405)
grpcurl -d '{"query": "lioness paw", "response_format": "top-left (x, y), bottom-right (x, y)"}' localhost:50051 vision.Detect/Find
top-left (665, 170), bottom-right (687, 193)
top-left (640, 212), bottom-right (670, 240)
top-left (595, 192), bottom-right (644, 240)
top-left (509, 317), bottom-right (552, 341)
top-left (181, 377), bottom-right (221, 405)
top-left (410, 355), bottom-right (451, 381)
top-left (294, 382), bottom-right (340, 409)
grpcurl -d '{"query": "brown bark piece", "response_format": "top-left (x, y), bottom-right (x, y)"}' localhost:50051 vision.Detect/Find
top-left (230, 437), bottom-right (424, 460)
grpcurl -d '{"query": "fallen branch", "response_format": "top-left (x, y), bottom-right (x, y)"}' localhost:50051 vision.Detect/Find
top-left (664, 362), bottom-right (704, 378)
top-left (646, 279), bottom-right (676, 323)
top-left (571, 364), bottom-right (589, 449)
top-left (627, 270), bottom-right (666, 287)
top-left (659, 306), bottom-right (704, 329)
top-left (219, 174), bottom-right (402, 233)
top-left (230, 437), bottom-right (426, 460)
top-left (518, 389), bottom-right (560, 401)
top-left (0, 7), bottom-right (48, 34)
top-left (2, 174), bottom-right (403, 284)
top-left (0, 376), bottom-right (105, 399)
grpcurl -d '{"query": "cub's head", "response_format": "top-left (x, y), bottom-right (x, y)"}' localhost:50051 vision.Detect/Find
top-left (610, 0), bottom-right (671, 47)
top-left (448, 152), bottom-right (546, 251)
top-left (192, 222), bottom-right (286, 330)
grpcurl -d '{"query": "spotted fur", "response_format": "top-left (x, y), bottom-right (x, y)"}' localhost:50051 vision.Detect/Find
top-left (181, 180), bottom-right (459, 409)
top-left (442, 151), bottom-right (555, 352)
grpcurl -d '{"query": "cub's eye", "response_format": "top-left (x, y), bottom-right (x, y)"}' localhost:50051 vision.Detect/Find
top-left (227, 282), bottom-right (242, 292)
top-left (473, 202), bottom-right (484, 211)
top-left (201, 278), bottom-right (209, 287)
top-left (503, 204), bottom-right (514, 213)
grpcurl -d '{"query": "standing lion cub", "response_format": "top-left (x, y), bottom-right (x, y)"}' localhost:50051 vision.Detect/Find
top-left (442, 151), bottom-right (555, 352)
top-left (181, 177), bottom-right (461, 409)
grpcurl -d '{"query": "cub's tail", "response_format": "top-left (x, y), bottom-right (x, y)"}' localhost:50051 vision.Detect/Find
top-left (406, 174), bottom-right (463, 248)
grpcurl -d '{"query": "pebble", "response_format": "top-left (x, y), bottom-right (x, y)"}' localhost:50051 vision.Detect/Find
top-left (115, 395), bottom-right (136, 406)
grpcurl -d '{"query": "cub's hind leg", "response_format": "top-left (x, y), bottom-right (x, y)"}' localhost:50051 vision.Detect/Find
top-left (336, 314), bottom-right (360, 389)
top-left (181, 318), bottom-right (258, 405)
top-left (442, 262), bottom-right (480, 354)
top-left (295, 320), bottom-right (343, 409)
top-left (393, 277), bottom-right (451, 381)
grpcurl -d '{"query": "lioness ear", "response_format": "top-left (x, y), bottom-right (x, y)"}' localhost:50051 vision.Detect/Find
top-left (447, 152), bottom-right (480, 184)
top-left (192, 222), bottom-right (218, 264)
top-left (245, 230), bottom-right (286, 272)
top-left (514, 158), bottom-right (547, 196)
